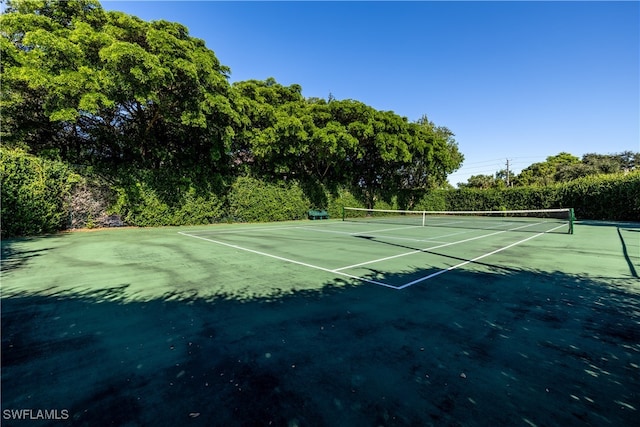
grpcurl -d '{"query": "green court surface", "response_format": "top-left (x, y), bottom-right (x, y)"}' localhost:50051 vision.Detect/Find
top-left (2, 219), bottom-right (639, 426)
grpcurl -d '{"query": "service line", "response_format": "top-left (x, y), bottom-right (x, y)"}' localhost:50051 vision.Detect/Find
top-left (297, 226), bottom-right (448, 245)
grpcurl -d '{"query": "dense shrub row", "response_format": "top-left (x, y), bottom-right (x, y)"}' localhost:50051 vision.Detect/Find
top-left (1, 148), bottom-right (79, 236)
top-left (557, 172), bottom-right (640, 221)
top-left (228, 177), bottom-right (309, 223)
top-left (2, 149), bottom-right (638, 237)
top-left (416, 172), bottom-right (640, 221)
top-left (111, 182), bottom-right (227, 227)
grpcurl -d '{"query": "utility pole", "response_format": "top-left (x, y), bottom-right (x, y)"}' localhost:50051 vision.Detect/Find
top-left (506, 159), bottom-right (510, 187)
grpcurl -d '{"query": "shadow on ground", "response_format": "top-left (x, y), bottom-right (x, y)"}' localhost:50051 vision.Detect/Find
top-left (1, 236), bottom-right (55, 273)
top-left (2, 263), bottom-right (639, 427)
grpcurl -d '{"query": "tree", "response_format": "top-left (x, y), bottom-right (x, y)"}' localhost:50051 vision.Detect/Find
top-left (228, 84), bottom-right (463, 208)
top-left (459, 174), bottom-right (502, 189)
top-left (408, 115), bottom-right (463, 189)
top-left (494, 169), bottom-right (509, 188)
top-left (514, 152), bottom-right (579, 186)
top-left (1, 0), bottom-right (238, 188)
top-left (2, 1), bottom-right (464, 209)
top-left (513, 152), bottom-right (638, 186)
top-left (618, 151), bottom-right (639, 171)
top-left (329, 106), bottom-right (462, 208)
top-left (229, 79), bottom-right (333, 181)
top-left (581, 153), bottom-right (623, 174)
top-left (228, 80), bottom-right (360, 207)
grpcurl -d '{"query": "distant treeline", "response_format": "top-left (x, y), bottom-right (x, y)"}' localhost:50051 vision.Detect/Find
top-left (459, 152), bottom-right (639, 189)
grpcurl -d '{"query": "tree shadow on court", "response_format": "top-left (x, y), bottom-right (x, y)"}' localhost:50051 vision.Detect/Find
top-left (2, 265), bottom-right (639, 427)
top-left (576, 220), bottom-right (640, 229)
top-left (616, 227), bottom-right (639, 279)
top-left (354, 234), bottom-right (527, 277)
top-left (571, 220), bottom-right (640, 279)
top-left (1, 236), bottom-right (59, 273)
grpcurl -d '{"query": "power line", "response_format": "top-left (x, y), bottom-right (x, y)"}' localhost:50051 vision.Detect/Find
top-left (457, 158), bottom-right (505, 166)
top-left (449, 156), bottom-right (546, 184)
top-left (455, 156), bottom-right (547, 172)
top-left (454, 156), bottom-right (547, 174)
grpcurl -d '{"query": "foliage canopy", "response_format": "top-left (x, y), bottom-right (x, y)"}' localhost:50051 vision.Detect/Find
top-left (459, 151), bottom-right (638, 189)
top-left (1, 0), bottom-right (463, 210)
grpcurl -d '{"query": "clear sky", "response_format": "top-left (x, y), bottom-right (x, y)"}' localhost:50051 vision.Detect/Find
top-left (101, 0), bottom-right (639, 186)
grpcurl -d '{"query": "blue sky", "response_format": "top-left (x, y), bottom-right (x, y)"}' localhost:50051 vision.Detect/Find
top-left (101, 1), bottom-right (639, 186)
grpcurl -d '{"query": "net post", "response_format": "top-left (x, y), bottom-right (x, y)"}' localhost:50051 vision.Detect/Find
top-left (569, 208), bottom-right (575, 234)
top-left (342, 206), bottom-right (345, 222)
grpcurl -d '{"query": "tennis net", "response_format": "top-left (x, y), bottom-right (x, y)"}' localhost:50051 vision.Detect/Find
top-left (342, 207), bottom-right (575, 234)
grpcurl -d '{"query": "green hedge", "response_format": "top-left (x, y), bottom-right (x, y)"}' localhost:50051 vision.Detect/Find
top-left (111, 182), bottom-right (227, 227)
top-left (1, 148), bottom-right (80, 236)
top-left (558, 172), bottom-right (639, 221)
top-left (416, 172), bottom-right (640, 221)
top-left (114, 176), bottom-right (311, 226)
top-left (3, 147), bottom-right (638, 237)
top-left (326, 188), bottom-right (363, 219)
top-left (414, 191), bottom-right (447, 211)
top-left (228, 176), bottom-right (310, 222)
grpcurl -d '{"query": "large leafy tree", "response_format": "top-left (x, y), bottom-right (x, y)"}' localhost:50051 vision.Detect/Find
top-left (1, 0), bottom-right (237, 184)
top-left (229, 81), bottom-right (360, 207)
top-left (404, 115), bottom-right (463, 190)
top-left (302, 98), bottom-right (359, 186)
top-left (329, 101), bottom-right (408, 207)
top-left (2, 1), bottom-right (463, 208)
top-left (230, 78), bottom-right (311, 179)
top-left (514, 152), bottom-right (580, 186)
top-left (334, 108), bottom-right (462, 208)
top-left (232, 88), bottom-right (463, 208)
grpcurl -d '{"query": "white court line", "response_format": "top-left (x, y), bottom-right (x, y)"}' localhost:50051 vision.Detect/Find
top-left (185, 220), bottom-right (355, 236)
top-left (179, 221), bottom-right (566, 291)
top-left (417, 219), bottom-right (526, 242)
top-left (177, 232), bottom-right (399, 289)
top-left (332, 221), bottom-right (546, 272)
top-left (297, 226), bottom-right (449, 245)
top-left (396, 223), bottom-right (568, 289)
top-left (186, 224), bottom-right (304, 235)
top-left (358, 225), bottom-right (423, 234)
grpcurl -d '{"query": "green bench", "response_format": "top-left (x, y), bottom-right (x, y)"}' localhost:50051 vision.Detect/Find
top-left (308, 209), bottom-right (329, 220)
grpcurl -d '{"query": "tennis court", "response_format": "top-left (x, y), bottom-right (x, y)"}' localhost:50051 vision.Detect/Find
top-left (1, 213), bottom-right (638, 426)
top-left (177, 208), bottom-right (574, 290)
